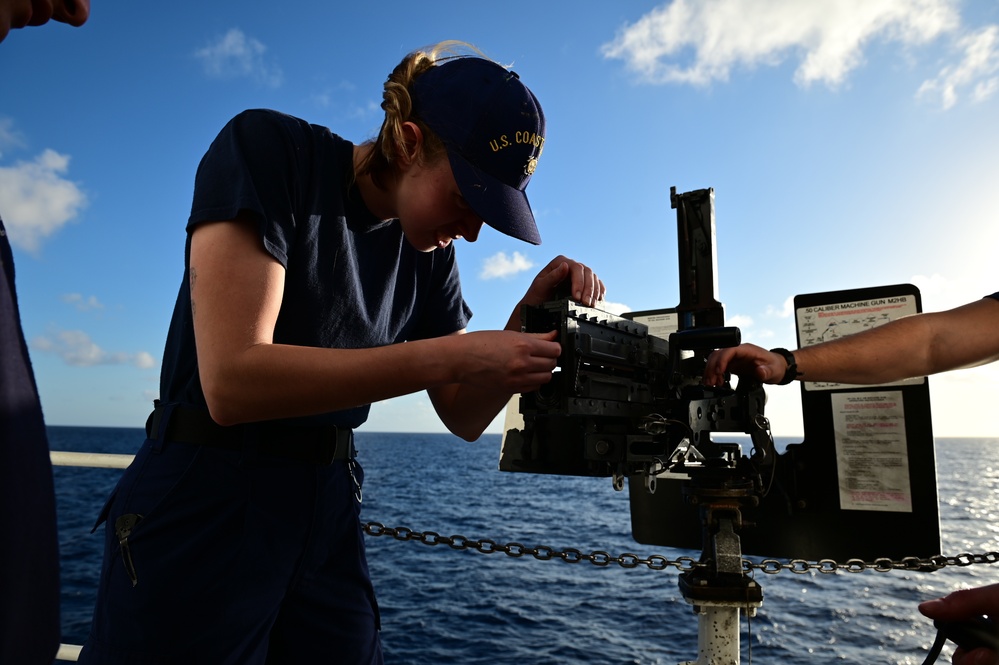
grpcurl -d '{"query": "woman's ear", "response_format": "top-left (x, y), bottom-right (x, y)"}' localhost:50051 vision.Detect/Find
top-left (396, 121), bottom-right (425, 170)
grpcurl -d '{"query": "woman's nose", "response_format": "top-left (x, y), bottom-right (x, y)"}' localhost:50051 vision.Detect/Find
top-left (461, 217), bottom-right (483, 243)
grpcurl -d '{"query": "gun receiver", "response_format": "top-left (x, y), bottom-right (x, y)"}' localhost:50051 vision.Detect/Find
top-left (500, 187), bottom-right (771, 492)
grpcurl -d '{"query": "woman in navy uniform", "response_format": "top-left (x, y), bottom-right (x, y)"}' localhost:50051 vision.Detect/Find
top-left (79, 41), bottom-right (604, 665)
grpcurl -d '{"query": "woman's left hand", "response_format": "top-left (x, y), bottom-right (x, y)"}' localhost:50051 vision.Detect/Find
top-left (524, 255), bottom-right (605, 307)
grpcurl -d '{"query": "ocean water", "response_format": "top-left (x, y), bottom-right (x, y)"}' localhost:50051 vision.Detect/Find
top-left (49, 426), bottom-right (999, 664)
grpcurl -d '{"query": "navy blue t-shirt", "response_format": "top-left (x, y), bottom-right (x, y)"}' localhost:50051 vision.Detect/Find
top-left (159, 109), bottom-right (472, 427)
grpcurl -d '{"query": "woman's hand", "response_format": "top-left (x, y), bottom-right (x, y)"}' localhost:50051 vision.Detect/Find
top-left (523, 255), bottom-right (605, 308)
top-left (452, 329), bottom-right (562, 395)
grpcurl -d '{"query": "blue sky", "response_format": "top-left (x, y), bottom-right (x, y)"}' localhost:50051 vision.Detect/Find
top-left (3, 0), bottom-right (998, 438)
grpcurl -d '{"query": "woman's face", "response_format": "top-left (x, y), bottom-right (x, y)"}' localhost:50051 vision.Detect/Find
top-left (394, 155), bottom-right (484, 253)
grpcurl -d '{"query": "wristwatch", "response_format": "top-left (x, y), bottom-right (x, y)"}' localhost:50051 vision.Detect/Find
top-left (769, 347), bottom-right (800, 385)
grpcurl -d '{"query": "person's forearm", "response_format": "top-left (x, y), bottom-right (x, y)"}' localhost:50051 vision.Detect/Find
top-left (794, 299), bottom-right (999, 384)
top-left (792, 314), bottom-right (936, 384)
top-left (429, 382), bottom-right (515, 442)
top-left (203, 327), bottom-right (561, 437)
top-left (705, 297), bottom-right (999, 387)
top-left (200, 336), bottom-right (458, 426)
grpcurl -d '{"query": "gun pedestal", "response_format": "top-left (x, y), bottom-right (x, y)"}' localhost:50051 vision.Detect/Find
top-left (677, 471), bottom-right (763, 665)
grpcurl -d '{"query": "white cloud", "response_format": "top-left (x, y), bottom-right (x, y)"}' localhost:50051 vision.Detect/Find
top-left (917, 25), bottom-right (999, 109)
top-left (194, 28), bottom-right (283, 88)
top-left (726, 313), bottom-right (754, 329)
top-left (309, 81), bottom-right (378, 119)
top-left (909, 272), bottom-right (954, 299)
top-left (765, 295), bottom-right (796, 319)
top-left (61, 293), bottom-right (104, 311)
top-left (133, 351), bottom-right (157, 370)
top-left (723, 313), bottom-right (779, 343)
top-left (480, 251), bottom-right (535, 280)
top-left (0, 117), bottom-right (26, 159)
top-left (602, 0), bottom-right (958, 88)
top-left (31, 328), bottom-right (155, 369)
top-left (0, 149), bottom-right (86, 253)
top-left (907, 272), bottom-right (989, 312)
top-left (599, 300), bottom-right (632, 316)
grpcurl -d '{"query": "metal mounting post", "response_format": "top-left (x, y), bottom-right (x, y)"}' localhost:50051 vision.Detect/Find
top-left (677, 501), bottom-right (763, 664)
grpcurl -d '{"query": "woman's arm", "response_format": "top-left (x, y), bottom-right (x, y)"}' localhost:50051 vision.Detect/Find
top-left (191, 218), bottom-right (570, 432)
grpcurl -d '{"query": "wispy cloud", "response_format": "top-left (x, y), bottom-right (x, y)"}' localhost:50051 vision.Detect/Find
top-left (917, 25), bottom-right (999, 109)
top-left (601, 0), bottom-right (998, 106)
top-left (32, 329), bottom-right (155, 369)
top-left (480, 251), bottom-right (535, 280)
top-left (61, 293), bottom-right (105, 311)
top-left (0, 117), bottom-right (26, 159)
top-left (0, 149), bottom-right (86, 253)
top-left (764, 295), bottom-right (796, 319)
top-left (726, 313), bottom-right (754, 329)
top-left (194, 28), bottom-right (283, 88)
top-left (597, 300), bottom-right (631, 316)
top-left (906, 272), bottom-right (983, 311)
top-left (309, 80), bottom-right (380, 119)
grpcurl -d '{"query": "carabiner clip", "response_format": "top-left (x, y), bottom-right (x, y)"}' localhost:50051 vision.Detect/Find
top-left (347, 460), bottom-right (363, 503)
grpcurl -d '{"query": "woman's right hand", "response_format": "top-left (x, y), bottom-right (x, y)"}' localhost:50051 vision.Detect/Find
top-left (453, 329), bottom-right (562, 395)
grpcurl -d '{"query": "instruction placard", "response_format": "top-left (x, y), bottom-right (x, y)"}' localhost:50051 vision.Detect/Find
top-left (626, 310), bottom-right (679, 339)
top-left (832, 391), bottom-right (912, 512)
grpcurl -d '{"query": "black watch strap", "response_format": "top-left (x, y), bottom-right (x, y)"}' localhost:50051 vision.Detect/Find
top-left (770, 347), bottom-right (800, 385)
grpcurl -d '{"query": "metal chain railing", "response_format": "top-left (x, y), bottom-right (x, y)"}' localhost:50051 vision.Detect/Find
top-left (362, 521), bottom-right (999, 575)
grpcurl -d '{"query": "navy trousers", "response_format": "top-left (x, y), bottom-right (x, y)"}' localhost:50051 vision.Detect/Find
top-left (78, 437), bottom-right (382, 664)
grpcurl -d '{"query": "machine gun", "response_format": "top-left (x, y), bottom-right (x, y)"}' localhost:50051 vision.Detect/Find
top-left (501, 187), bottom-right (773, 494)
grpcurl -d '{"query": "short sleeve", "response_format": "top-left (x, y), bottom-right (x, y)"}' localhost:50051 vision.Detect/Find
top-left (188, 109), bottom-right (317, 268)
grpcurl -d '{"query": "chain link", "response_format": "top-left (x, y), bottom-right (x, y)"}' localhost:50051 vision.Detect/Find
top-left (362, 521), bottom-right (999, 575)
top-left (362, 521), bottom-right (701, 571)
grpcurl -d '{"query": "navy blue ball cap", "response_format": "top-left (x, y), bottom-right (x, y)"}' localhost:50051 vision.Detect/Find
top-left (412, 57), bottom-right (545, 245)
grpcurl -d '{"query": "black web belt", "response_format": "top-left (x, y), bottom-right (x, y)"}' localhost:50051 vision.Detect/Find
top-left (145, 404), bottom-right (354, 466)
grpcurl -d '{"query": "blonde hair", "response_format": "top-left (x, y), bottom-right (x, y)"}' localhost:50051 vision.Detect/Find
top-left (356, 41), bottom-right (492, 184)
